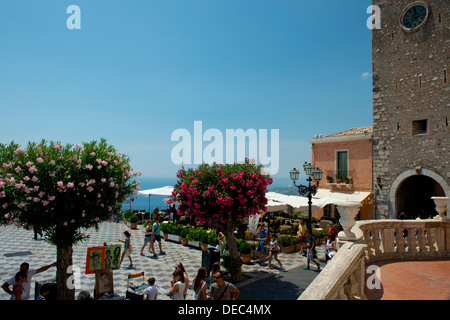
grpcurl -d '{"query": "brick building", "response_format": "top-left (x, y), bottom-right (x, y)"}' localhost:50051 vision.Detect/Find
top-left (372, 0), bottom-right (449, 219)
top-left (311, 127), bottom-right (373, 220)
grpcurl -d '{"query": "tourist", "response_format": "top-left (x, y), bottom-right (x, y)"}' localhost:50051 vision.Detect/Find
top-left (77, 290), bottom-right (93, 300)
top-left (255, 223), bottom-right (268, 266)
top-left (11, 270), bottom-right (27, 300)
top-left (216, 229), bottom-right (226, 252)
top-left (140, 220), bottom-right (153, 256)
top-left (304, 230), bottom-right (320, 271)
top-left (265, 233), bottom-right (285, 271)
top-left (174, 262), bottom-right (189, 299)
top-left (192, 267), bottom-right (207, 300)
top-left (328, 222), bottom-right (338, 238)
top-left (119, 231), bottom-right (133, 268)
top-left (325, 234), bottom-right (337, 263)
top-left (297, 219), bottom-right (307, 255)
top-left (1, 262), bottom-right (57, 300)
top-left (151, 217), bottom-right (165, 256)
top-left (210, 270), bottom-right (239, 300)
top-left (36, 284), bottom-right (51, 300)
top-left (144, 277), bottom-right (158, 300)
top-left (209, 262), bottom-right (221, 288)
top-left (170, 270), bottom-right (185, 300)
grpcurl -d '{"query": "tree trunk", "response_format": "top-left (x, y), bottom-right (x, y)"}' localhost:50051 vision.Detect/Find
top-left (56, 245), bottom-right (75, 300)
top-left (222, 218), bottom-right (244, 283)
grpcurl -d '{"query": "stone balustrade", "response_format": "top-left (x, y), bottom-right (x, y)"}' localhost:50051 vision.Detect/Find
top-left (299, 219), bottom-right (450, 300)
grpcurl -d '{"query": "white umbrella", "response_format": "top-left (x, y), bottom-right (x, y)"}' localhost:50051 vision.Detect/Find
top-left (137, 186), bottom-right (175, 211)
top-left (266, 192), bottom-right (322, 210)
top-left (137, 186), bottom-right (174, 197)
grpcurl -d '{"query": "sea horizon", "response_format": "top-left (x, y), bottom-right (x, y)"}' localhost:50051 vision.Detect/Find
top-left (123, 175), bottom-right (302, 213)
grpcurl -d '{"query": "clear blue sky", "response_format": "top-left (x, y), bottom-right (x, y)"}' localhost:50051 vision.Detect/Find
top-left (0, 0), bottom-right (372, 186)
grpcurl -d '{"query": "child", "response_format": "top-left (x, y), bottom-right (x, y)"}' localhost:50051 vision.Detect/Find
top-left (265, 234), bottom-right (285, 271)
top-left (119, 231), bottom-right (133, 268)
top-left (36, 284), bottom-right (51, 300)
top-left (144, 277), bottom-right (158, 300)
top-left (304, 230), bottom-right (320, 271)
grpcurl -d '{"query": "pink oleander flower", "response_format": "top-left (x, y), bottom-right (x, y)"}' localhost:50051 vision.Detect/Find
top-left (67, 182), bottom-right (74, 188)
top-left (57, 181), bottom-right (64, 187)
top-left (36, 158), bottom-right (44, 163)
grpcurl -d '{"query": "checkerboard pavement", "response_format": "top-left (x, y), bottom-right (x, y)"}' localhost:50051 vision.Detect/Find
top-left (0, 222), bottom-right (323, 300)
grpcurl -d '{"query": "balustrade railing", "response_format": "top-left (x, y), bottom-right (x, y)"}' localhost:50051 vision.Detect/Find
top-left (299, 219), bottom-right (450, 300)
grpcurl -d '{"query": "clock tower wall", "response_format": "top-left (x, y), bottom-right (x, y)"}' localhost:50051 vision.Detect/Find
top-left (372, 0), bottom-right (449, 219)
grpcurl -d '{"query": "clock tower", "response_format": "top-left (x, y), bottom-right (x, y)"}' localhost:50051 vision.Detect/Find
top-left (372, 0), bottom-right (449, 219)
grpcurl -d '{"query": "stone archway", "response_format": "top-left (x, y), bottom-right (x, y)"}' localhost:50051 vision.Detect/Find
top-left (389, 169), bottom-right (450, 219)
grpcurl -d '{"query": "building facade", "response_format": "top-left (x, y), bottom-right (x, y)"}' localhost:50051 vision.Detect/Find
top-left (311, 127), bottom-right (373, 220)
top-left (372, 0), bottom-right (449, 219)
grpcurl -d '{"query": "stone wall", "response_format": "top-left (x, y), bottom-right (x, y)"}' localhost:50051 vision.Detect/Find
top-left (372, 0), bottom-right (449, 218)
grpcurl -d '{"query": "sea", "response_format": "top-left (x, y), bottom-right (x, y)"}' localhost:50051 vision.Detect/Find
top-left (122, 176), bottom-right (300, 213)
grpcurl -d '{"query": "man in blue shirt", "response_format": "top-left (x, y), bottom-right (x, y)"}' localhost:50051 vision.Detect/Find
top-left (255, 224), bottom-right (268, 266)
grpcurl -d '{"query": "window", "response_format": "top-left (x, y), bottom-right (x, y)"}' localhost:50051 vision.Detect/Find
top-left (336, 150), bottom-right (349, 180)
top-left (412, 119), bottom-right (428, 135)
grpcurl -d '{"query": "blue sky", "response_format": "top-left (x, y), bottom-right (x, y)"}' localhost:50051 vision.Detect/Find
top-left (0, 0), bottom-right (372, 185)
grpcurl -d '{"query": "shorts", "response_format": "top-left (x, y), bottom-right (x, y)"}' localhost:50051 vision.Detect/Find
top-left (153, 235), bottom-right (161, 242)
top-left (307, 251), bottom-right (314, 261)
top-left (144, 236), bottom-right (153, 242)
top-left (256, 242), bottom-right (267, 254)
top-left (124, 246), bottom-right (133, 257)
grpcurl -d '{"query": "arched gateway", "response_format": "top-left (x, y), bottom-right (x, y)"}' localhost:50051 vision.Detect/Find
top-left (389, 169), bottom-right (450, 219)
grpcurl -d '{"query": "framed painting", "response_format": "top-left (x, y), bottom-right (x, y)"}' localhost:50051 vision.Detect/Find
top-left (95, 268), bottom-right (114, 298)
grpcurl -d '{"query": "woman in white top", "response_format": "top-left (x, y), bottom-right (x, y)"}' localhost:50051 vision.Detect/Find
top-left (11, 271), bottom-right (27, 300)
top-left (170, 270), bottom-right (186, 300)
top-left (325, 234), bottom-right (337, 263)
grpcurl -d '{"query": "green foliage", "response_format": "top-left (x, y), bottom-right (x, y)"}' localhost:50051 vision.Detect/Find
top-left (180, 228), bottom-right (190, 239)
top-left (238, 241), bottom-right (252, 254)
top-left (128, 215), bottom-right (139, 223)
top-left (279, 235), bottom-right (299, 247)
top-left (186, 227), bottom-right (203, 241)
top-left (123, 209), bottom-right (133, 222)
top-left (0, 139), bottom-right (140, 246)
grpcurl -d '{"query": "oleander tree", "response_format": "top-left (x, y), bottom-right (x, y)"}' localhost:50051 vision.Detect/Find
top-left (0, 139), bottom-right (140, 300)
top-left (169, 159), bottom-right (272, 282)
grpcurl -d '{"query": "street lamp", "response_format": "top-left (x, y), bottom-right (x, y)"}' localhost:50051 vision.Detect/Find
top-left (290, 162), bottom-right (323, 232)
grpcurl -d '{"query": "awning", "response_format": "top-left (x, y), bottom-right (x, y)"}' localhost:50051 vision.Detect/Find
top-left (313, 189), bottom-right (371, 207)
top-left (137, 186), bottom-right (174, 197)
top-left (266, 192), bottom-right (323, 211)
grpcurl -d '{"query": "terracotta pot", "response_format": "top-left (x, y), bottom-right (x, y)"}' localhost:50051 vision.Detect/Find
top-left (130, 222), bottom-right (138, 229)
top-left (181, 238), bottom-right (188, 246)
top-left (240, 253), bottom-right (252, 264)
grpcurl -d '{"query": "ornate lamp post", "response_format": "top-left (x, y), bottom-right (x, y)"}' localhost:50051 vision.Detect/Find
top-left (290, 162), bottom-right (323, 232)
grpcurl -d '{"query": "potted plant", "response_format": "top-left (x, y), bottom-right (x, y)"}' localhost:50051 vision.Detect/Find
top-left (128, 214), bottom-right (139, 229)
top-left (239, 241), bottom-right (252, 264)
top-left (326, 175), bottom-right (334, 183)
top-left (279, 235), bottom-right (299, 253)
top-left (122, 209), bottom-right (133, 225)
top-left (180, 228), bottom-right (190, 246)
top-left (335, 173), bottom-right (342, 183)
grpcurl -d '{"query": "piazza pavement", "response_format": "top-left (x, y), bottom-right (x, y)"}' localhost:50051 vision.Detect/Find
top-left (0, 221), bottom-right (325, 300)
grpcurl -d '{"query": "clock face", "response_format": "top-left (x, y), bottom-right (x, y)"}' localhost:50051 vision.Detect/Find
top-left (401, 3), bottom-right (428, 31)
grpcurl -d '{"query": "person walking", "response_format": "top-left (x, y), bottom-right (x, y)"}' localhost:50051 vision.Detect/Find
top-left (210, 270), bottom-right (239, 300)
top-left (151, 217), bottom-right (165, 257)
top-left (119, 231), bottom-right (133, 268)
top-left (140, 220), bottom-right (153, 256)
top-left (304, 229), bottom-right (320, 271)
top-left (297, 219), bottom-right (307, 255)
top-left (255, 223), bottom-right (268, 266)
top-left (170, 270), bottom-right (186, 300)
top-left (265, 233), bottom-right (285, 271)
top-left (192, 267), bottom-right (207, 300)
